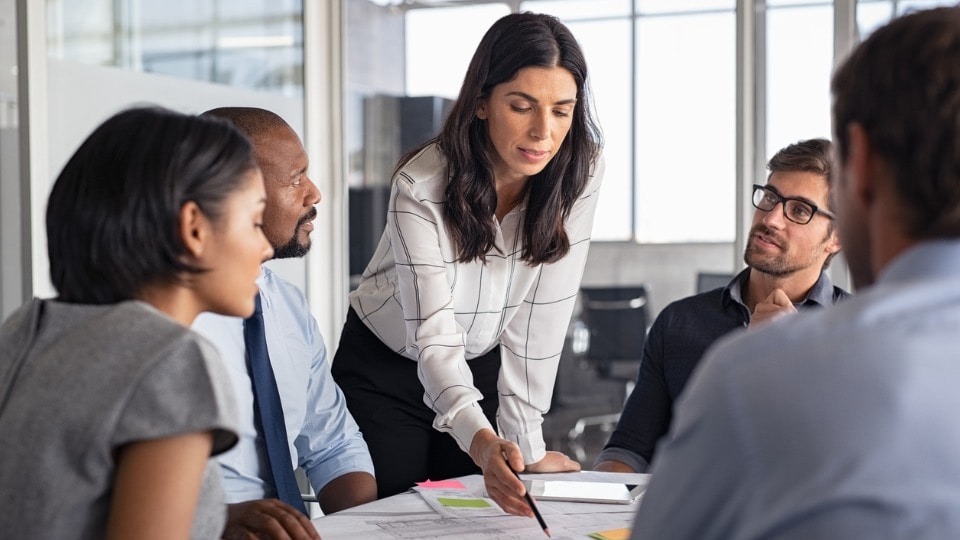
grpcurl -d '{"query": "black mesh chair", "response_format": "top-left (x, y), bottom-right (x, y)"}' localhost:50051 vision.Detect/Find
top-left (566, 285), bottom-right (649, 462)
top-left (696, 271), bottom-right (734, 294)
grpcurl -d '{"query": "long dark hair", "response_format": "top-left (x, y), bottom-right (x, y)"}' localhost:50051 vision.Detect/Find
top-left (397, 12), bottom-right (602, 264)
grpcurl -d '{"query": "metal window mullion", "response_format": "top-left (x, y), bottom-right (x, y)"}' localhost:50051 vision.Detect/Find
top-left (735, 0), bottom-right (760, 270)
top-left (631, 0), bottom-right (639, 242)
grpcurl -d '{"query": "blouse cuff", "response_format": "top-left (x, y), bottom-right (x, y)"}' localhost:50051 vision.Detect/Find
top-left (447, 405), bottom-right (548, 465)
top-left (502, 427), bottom-right (547, 465)
top-left (448, 404), bottom-right (495, 456)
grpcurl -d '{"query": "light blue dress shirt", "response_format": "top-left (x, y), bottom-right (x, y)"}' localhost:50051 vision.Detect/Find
top-left (633, 240), bottom-right (960, 539)
top-left (193, 266), bottom-right (374, 503)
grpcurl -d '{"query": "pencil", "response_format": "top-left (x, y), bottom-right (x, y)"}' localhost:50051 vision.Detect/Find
top-left (509, 467), bottom-right (551, 538)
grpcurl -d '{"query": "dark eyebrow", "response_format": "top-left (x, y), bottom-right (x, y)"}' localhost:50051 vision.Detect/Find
top-left (764, 184), bottom-right (821, 208)
top-left (505, 91), bottom-right (577, 106)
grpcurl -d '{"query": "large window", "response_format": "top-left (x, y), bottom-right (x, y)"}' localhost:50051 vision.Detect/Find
top-left (402, 1), bottom-right (737, 242)
top-left (405, 4), bottom-right (510, 98)
top-left (348, 0), bottom-right (959, 246)
top-left (633, 5), bottom-right (735, 243)
top-left (521, 4), bottom-right (634, 241)
top-left (857, 0), bottom-right (955, 36)
top-left (765, 2), bottom-right (833, 162)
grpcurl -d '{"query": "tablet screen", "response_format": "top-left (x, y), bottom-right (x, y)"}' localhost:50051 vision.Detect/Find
top-left (523, 480), bottom-right (646, 504)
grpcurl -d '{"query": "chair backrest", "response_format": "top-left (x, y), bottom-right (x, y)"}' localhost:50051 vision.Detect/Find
top-left (578, 286), bottom-right (649, 378)
top-left (696, 272), bottom-right (734, 294)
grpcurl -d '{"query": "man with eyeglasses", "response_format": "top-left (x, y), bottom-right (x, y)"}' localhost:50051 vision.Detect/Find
top-left (634, 8), bottom-right (960, 538)
top-left (594, 138), bottom-right (847, 474)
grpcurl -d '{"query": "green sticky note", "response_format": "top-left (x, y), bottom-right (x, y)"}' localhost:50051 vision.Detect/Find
top-left (437, 497), bottom-right (492, 508)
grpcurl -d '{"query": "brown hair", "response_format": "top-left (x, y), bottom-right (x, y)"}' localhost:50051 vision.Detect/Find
top-left (766, 137), bottom-right (838, 268)
top-left (832, 6), bottom-right (960, 239)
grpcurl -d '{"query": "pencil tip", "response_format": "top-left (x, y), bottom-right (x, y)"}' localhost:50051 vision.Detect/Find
top-left (544, 528), bottom-right (551, 538)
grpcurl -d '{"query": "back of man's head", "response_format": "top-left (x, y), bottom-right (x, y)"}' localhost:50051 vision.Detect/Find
top-left (832, 6), bottom-right (960, 239)
top-left (201, 107), bottom-right (290, 141)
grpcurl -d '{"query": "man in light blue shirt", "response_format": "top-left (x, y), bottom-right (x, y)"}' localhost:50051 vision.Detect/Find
top-left (633, 6), bottom-right (960, 539)
top-left (193, 107), bottom-right (376, 539)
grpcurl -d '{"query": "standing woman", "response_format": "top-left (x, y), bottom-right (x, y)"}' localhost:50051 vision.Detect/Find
top-left (0, 107), bottom-right (273, 539)
top-left (333, 12), bottom-right (604, 516)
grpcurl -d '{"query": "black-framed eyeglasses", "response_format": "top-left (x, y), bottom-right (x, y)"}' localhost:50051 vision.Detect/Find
top-left (752, 184), bottom-right (836, 225)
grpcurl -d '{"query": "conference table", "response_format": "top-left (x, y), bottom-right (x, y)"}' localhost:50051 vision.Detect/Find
top-left (310, 470), bottom-right (649, 539)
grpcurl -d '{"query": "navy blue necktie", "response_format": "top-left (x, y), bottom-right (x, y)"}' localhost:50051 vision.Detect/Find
top-left (243, 294), bottom-right (308, 515)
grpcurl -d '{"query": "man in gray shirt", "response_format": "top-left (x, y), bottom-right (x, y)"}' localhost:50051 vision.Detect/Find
top-left (633, 6), bottom-right (960, 539)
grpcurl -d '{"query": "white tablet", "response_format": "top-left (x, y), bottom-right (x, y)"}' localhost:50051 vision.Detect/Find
top-left (523, 479), bottom-right (646, 504)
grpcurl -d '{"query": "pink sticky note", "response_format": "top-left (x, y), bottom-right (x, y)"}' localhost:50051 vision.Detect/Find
top-left (416, 479), bottom-right (467, 489)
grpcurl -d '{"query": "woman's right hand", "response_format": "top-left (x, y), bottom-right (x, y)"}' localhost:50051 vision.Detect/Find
top-left (469, 429), bottom-right (533, 517)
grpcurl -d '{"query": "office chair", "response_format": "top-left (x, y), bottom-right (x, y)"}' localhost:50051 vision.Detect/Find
top-left (566, 285), bottom-right (649, 463)
top-left (696, 271), bottom-right (734, 294)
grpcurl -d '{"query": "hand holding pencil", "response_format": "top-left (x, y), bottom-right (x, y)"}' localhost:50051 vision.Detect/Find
top-left (468, 428), bottom-right (578, 536)
top-left (508, 464), bottom-right (551, 537)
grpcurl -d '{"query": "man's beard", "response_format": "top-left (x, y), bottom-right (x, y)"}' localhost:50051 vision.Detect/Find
top-left (745, 248), bottom-right (793, 277)
top-left (272, 209), bottom-right (316, 259)
top-left (743, 224), bottom-right (794, 277)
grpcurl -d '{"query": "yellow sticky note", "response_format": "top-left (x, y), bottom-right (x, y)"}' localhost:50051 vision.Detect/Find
top-left (588, 528), bottom-right (631, 540)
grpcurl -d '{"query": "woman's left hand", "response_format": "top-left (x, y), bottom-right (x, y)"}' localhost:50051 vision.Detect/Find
top-left (525, 451), bottom-right (581, 473)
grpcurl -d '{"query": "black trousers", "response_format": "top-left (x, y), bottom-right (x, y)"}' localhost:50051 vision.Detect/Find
top-left (332, 307), bottom-right (501, 498)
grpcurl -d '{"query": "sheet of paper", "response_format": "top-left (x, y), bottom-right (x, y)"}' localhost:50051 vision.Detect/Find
top-left (313, 472), bottom-right (644, 539)
top-left (313, 510), bottom-right (637, 539)
top-left (414, 485), bottom-right (507, 518)
top-left (521, 471), bottom-right (650, 485)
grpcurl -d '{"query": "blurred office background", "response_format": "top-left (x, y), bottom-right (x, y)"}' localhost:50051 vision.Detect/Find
top-left (1, 0), bottom-right (952, 465)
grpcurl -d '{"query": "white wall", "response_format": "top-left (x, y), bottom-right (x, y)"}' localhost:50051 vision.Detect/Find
top-left (36, 59), bottom-right (314, 315)
top-left (10, 1), bottom-right (341, 342)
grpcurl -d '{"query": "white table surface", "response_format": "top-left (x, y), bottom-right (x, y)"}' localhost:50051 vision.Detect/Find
top-left (311, 470), bottom-right (649, 539)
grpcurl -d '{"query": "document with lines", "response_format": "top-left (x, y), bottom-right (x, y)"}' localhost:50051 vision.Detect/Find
top-left (311, 472), bottom-right (648, 539)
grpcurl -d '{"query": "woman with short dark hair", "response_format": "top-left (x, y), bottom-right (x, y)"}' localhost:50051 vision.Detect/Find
top-left (0, 106), bottom-right (273, 539)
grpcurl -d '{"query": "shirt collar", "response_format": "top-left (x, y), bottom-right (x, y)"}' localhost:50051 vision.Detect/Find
top-left (721, 268), bottom-right (751, 308)
top-left (800, 270), bottom-right (839, 307)
top-left (721, 267), bottom-right (837, 308)
top-left (877, 239), bottom-right (960, 286)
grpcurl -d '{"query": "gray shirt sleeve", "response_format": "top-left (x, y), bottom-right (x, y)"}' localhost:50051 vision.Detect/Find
top-left (112, 333), bottom-right (238, 456)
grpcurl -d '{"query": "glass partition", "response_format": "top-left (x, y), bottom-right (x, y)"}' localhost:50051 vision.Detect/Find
top-left (0, 0), bottom-right (23, 318)
top-left (46, 0), bottom-right (303, 96)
